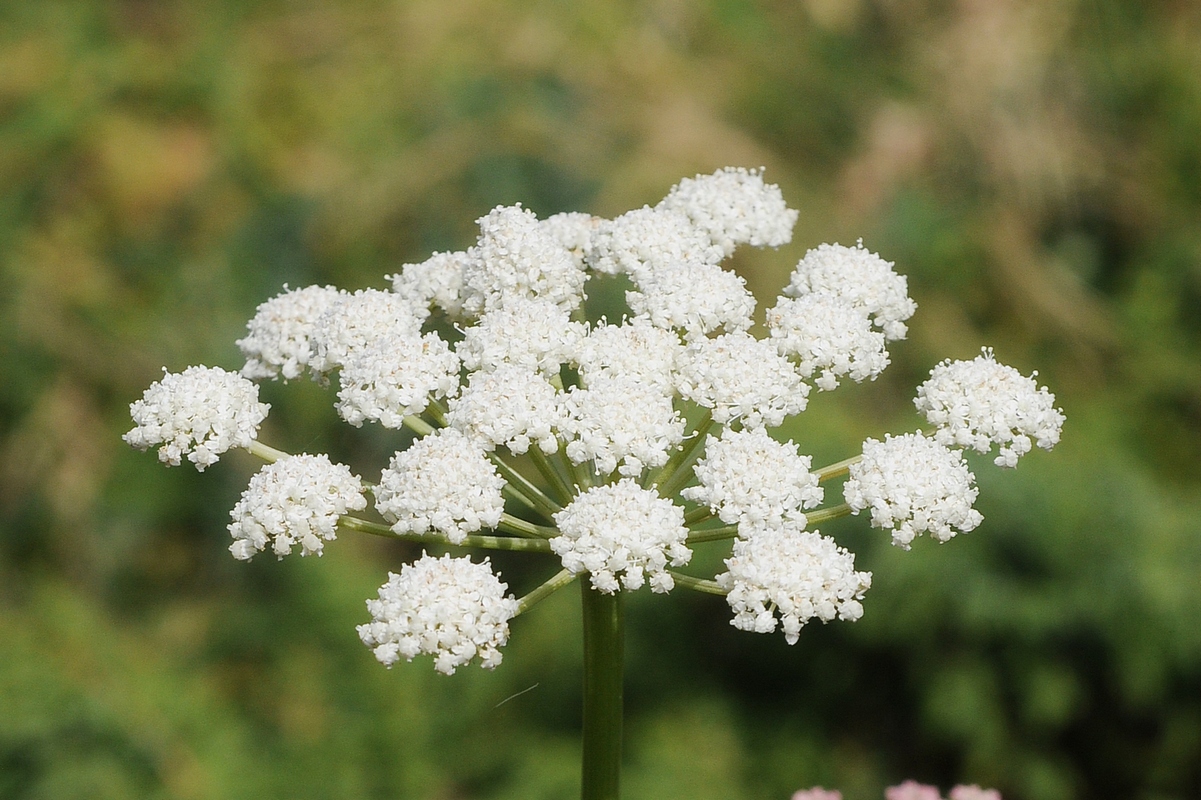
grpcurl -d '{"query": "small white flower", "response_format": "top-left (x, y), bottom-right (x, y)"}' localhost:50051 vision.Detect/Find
top-left (375, 429), bottom-right (506, 544)
top-left (717, 524), bottom-right (871, 644)
top-left (785, 241), bottom-right (916, 340)
top-left (585, 206), bottom-right (723, 280)
top-left (461, 204), bottom-right (588, 316)
top-left (228, 454), bottom-right (366, 560)
top-left (914, 348), bottom-right (1065, 468)
top-left (766, 292), bottom-right (890, 391)
top-left (336, 332), bottom-right (460, 429)
top-left (124, 366), bottom-right (269, 470)
top-left (572, 318), bottom-right (683, 394)
top-left (676, 331), bottom-right (809, 427)
top-left (561, 375), bottom-right (686, 478)
top-left (238, 285), bottom-right (343, 381)
top-left (627, 260), bottom-right (756, 340)
top-left (309, 289), bottom-right (427, 374)
top-left (389, 250), bottom-right (470, 319)
top-left (682, 428), bottom-right (823, 529)
top-left (456, 297), bottom-right (586, 375)
top-left (541, 211), bottom-right (602, 266)
top-left (552, 479), bottom-right (692, 594)
top-left (843, 432), bottom-right (983, 549)
top-left (447, 364), bottom-right (565, 455)
top-left (357, 554), bottom-right (519, 674)
top-left (657, 166), bottom-right (798, 256)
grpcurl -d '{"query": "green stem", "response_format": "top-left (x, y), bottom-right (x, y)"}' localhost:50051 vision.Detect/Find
top-left (490, 453), bottom-right (563, 518)
top-left (580, 583), bottom-right (624, 800)
top-left (338, 516), bottom-right (553, 552)
top-left (804, 503), bottom-right (853, 526)
top-left (402, 415), bottom-right (436, 437)
top-left (499, 512), bottom-right (559, 539)
top-left (652, 411), bottom-right (714, 497)
top-left (530, 445), bottom-right (575, 505)
top-left (669, 571), bottom-right (728, 596)
top-left (515, 568), bottom-right (577, 615)
top-left (815, 455), bottom-right (860, 482)
top-left (686, 525), bottom-right (739, 544)
top-left (684, 506), bottom-right (714, 526)
top-left (246, 440), bottom-right (290, 463)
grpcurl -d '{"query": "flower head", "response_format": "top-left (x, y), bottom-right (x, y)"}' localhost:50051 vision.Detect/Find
top-left (375, 428), bottom-right (506, 544)
top-left (456, 297), bottom-right (585, 376)
top-left (683, 427), bottom-right (823, 529)
top-left (886, 783), bottom-right (943, 800)
top-left (914, 348), bottom-right (1065, 467)
top-left (676, 331), bottom-right (809, 427)
top-left (658, 166), bottom-right (798, 255)
top-left (767, 292), bottom-right (890, 391)
top-left (124, 366), bottom-right (269, 470)
top-left (357, 554), bottom-right (518, 674)
top-left (238, 284), bottom-right (343, 381)
top-left (309, 289), bottom-right (426, 374)
top-left (843, 433), bottom-right (982, 549)
top-left (626, 259), bottom-right (756, 339)
top-left (228, 454), bottom-right (366, 559)
top-left (717, 524), bottom-right (871, 644)
top-left (389, 250), bottom-right (469, 319)
top-left (552, 479), bottom-right (691, 594)
top-left (561, 375), bottom-right (686, 477)
top-left (585, 205), bottom-right (722, 280)
top-left (335, 332), bottom-right (460, 428)
top-left (785, 241), bottom-right (916, 340)
top-left (447, 364), bottom-right (564, 454)
top-left (573, 317), bottom-right (683, 393)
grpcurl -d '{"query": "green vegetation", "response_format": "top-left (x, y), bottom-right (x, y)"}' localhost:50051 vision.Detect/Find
top-left (1, 2), bottom-right (1199, 798)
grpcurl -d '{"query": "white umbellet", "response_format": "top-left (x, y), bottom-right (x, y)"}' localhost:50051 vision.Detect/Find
top-left (228, 454), bottom-right (366, 560)
top-left (657, 166), bottom-right (798, 256)
top-left (914, 348), bottom-right (1065, 468)
top-left (766, 292), bottom-right (890, 391)
top-left (552, 479), bottom-right (691, 594)
top-left (124, 365), bottom-right (269, 470)
top-left (626, 259), bottom-right (756, 340)
top-left (585, 205), bottom-right (723, 280)
top-left (447, 364), bottom-right (565, 455)
top-left (843, 432), bottom-right (983, 549)
top-left (238, 284), bottom-right (343, 381)
top-left (676, 331), bottom-right (809, 427)
top-left (374, 428), bottom-right (506, 544)
top-left (456, 297), bottom-right (586, 376)
top-left (785, 242), bottom-right (916, 340)
top-left (389, 250), bottom-right (470, 320)
top-left (682, 427), bottom-right (823, 529)
top-left (357, 554), bottom-right (518, 674)
top-left (717, 523), bottom-right (871, 644)
top-left (336, 332), bottom-right (460, 429)
top-left (572, 318), bottom-right (683, 394)
top-left (309, 289), bottom-right (427, 374)
top-left (561, 375), bottom-right (686, 478)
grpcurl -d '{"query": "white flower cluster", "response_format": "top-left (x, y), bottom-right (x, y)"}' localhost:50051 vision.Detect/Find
top-left (717, 524), bottom-right (871, 644)
top-left (552, 480), bottom-right (692, 594)
top-left (915, 348), bottom-right (1065, 468)
top-left (375, 428), bottom-right (506, 544)
top-left (843, 433), bottom-right (982, 549)
top-left (357, 554), bottom-right (518, 674)
top-left (228, 454), bottom-right (367, 559)
top-left (683, 427), bottom-right (823, 529)
top-left (124, 366), bottom-right (269, 470)
top-left (127, 166), bottom-right (1066, 666)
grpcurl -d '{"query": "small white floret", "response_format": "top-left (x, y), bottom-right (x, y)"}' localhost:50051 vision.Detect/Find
top-left (585, 206), bottom-right (723, 280)
top-left (238, 285), bottom-right (343, 381)
top-left (552, 479), bottom-right (692, 594)
top-left (914, 348), bottom-right (1065, 468)
top-left (124, 366), bottom-right (270, 470)
top-left (657, 166), bottom-right (798, 256)
top-left (309, 289), bottom-right (427, 374)
top-left (682, 427), bottom-right (823, 529)
top-left (357, 554), bottom-right (518, 674)
top-left (228, 454), bottom-right (366, 560)
top-left (767, 292), bottom-right (890, 391)
top-left (572, 318), bottom-right (683, 394)
top-left (717, 524), bottom-right (871, 644)
top-left (561, 375), bottom-right (686, 478)
top-left (336, 332), bottom-right (460, 428)
top-left (389, 251), bottom-right (470, 319)
top-left (676, 331), bottom-right (809, 428)
top-left (460, 204), bottom-right (588, 316)
top-left (843, 432), bottom-right (983, 548)
top-left (456, 297), bottom-right (585, 376)
top-left (785, 242), bottom-right (916, 340)
top-left (627, 260), bottom-right (756, 340)
top-left (375, 429), bottom-right (506, 544)
top-left (447, 364), bottom-right (565, 455)
top-left (541, 211), bottom-right (602, 267)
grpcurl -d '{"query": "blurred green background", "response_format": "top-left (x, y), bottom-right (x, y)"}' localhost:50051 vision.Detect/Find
top-left (2, 1), bottom-right (1200, 798)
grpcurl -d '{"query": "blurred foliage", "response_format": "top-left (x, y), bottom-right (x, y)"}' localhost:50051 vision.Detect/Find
top-left (2, 0), bottom-right (1200, 798)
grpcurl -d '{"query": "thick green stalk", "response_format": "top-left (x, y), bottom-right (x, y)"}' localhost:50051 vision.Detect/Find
top-left (814, 454), bottom-right (861, 482)
top-left (338, 516), bottom-right (554, 552)
top-left (580, 583), bottom-right (624, 800)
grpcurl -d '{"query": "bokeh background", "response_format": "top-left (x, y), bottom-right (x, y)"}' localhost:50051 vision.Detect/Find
top-left (2, 1), bottom-right (1200, 798)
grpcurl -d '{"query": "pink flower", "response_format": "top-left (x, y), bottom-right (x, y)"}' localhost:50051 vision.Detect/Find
top-left (792, 789), bottom-right (842, 800)
top-left (949, 786), bottom-right (1001, 800)
top-left (885, 781), bottom-right (942, 800)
